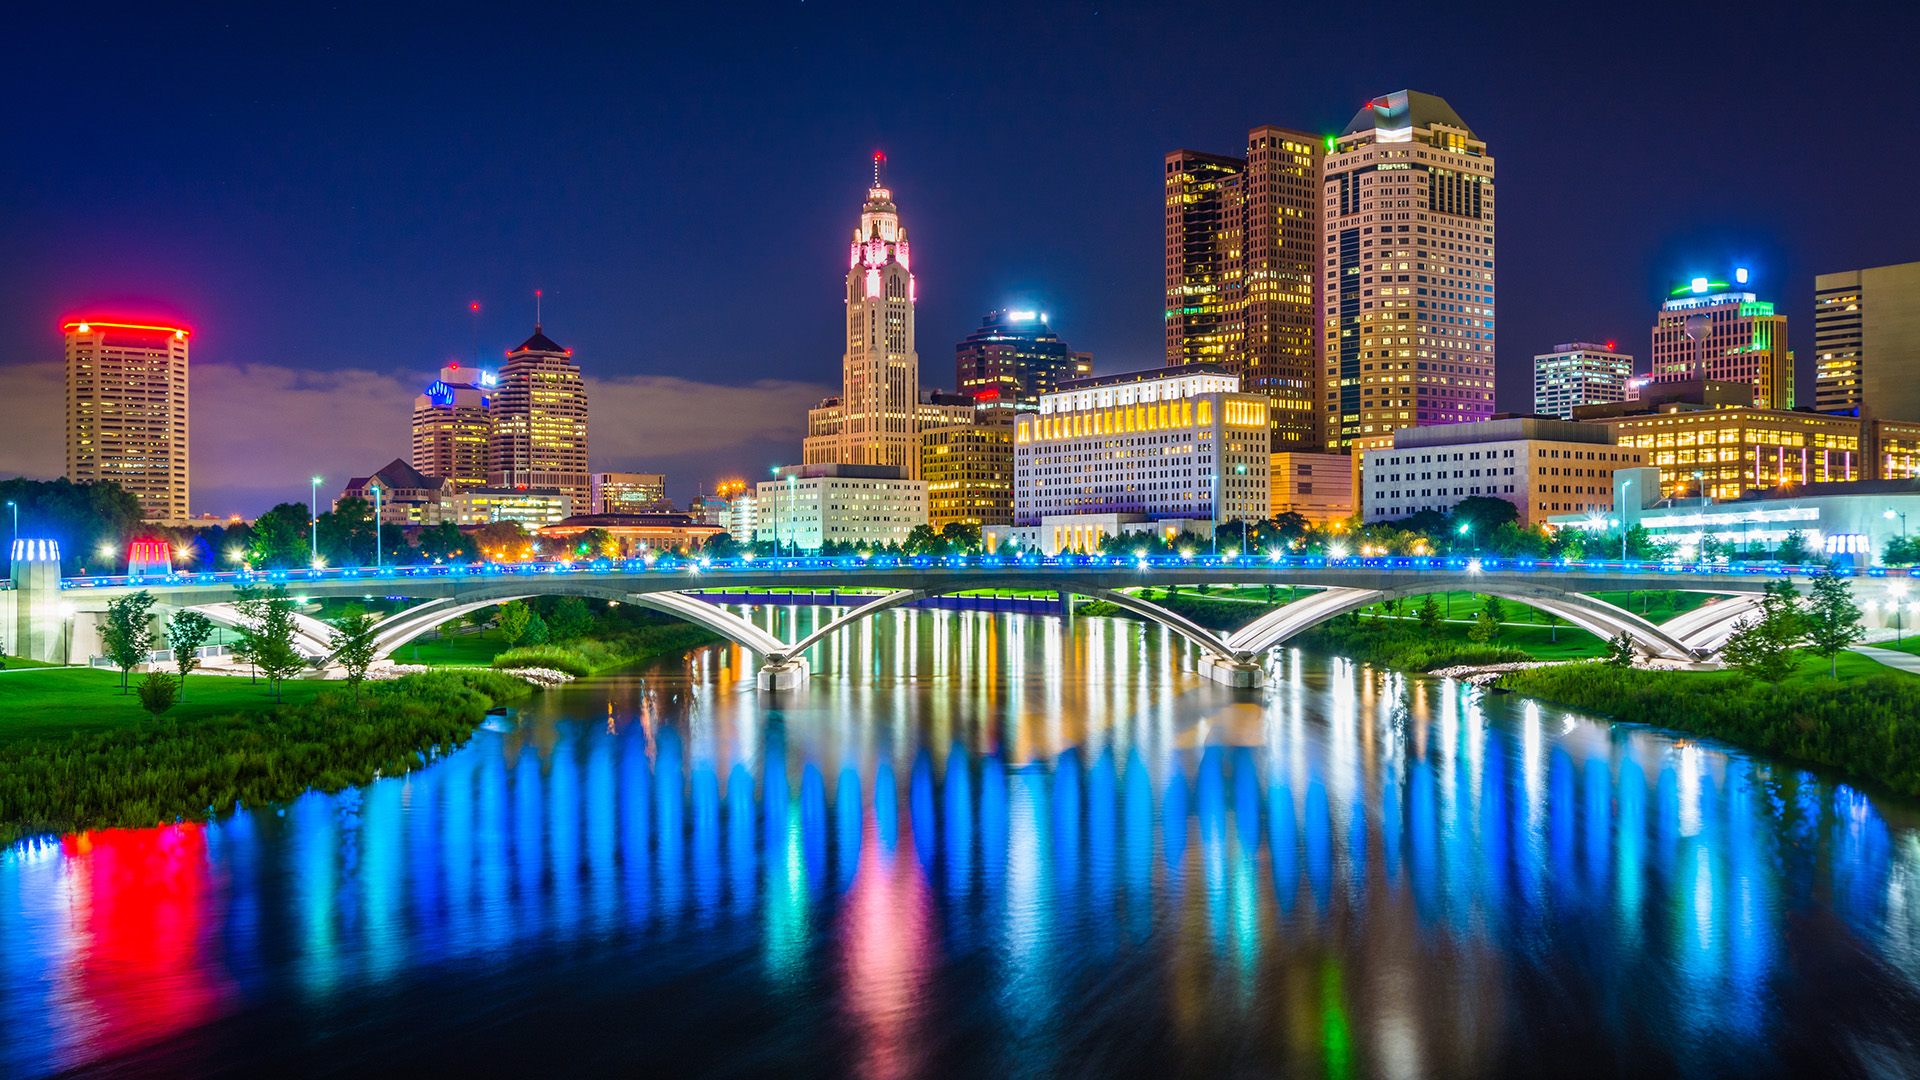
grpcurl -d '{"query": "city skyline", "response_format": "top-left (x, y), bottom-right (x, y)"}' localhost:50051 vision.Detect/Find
top-left (4, 3), bottom-right (1919, 514)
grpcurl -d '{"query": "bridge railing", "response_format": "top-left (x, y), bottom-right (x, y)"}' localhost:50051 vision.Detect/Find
top-left (53, 553), bottom-right (1903, 589)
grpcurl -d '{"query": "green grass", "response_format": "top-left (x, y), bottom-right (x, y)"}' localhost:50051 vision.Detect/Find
top-left (0, 655), bottom-right (65, 670)
top-left (389, 630), bottom-right (508, 666)
top-left (491, 623), bottom-right (724, 677)
top-left (1871, 634), bottom-right (1920, 657)
top-left (1503, 653), bottom-right (1920, 797)
top-left (1587, 590), bottom-right (1730, 623)
top-left (0, 669), bottom-right (337, 748)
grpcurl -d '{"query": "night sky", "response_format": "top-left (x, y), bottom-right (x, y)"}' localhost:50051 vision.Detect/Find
top-left (5, 0), bottom-right (1916, 513)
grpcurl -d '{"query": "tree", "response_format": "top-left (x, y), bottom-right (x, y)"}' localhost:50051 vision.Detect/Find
top-left (547, 596), bottom-right (592, 641)
top-left (1605, 632), bottom-right (1637, 667)
top-left (1544, 611), bottom-right (1561, 643)
top-left (1268, 511), bottom-right (1311, 543)
top-left (497, 600), bottom-right (532, 647)
top-left (1775, 530), bottom-right (1814, 567)
top-left (1720, 581), bottom-right (1804, 686)
top-left (165, 609), bottom-right (216, 701)
top-left (246, 503), bottom-right (313, 569)
top-left (1883, 535), bottom-right (1920, 567)
top-left (0, 476), bottom-right (144, 576)
top-left (570, 528), bottom-right (614, 560)
top-left (100, 590), bottom-right (157, 694)
top-left (472, 520), bottom-right (530, 562)
top-left (902, 524), bottom-right (941, 555)
top-left (521, 612), bottom-right (551, 645)
top-left (327, 604), bottom-right (382, 703)
top-left (137, 672), bottom-right (178, 722)
top-left (1418, 595), bottom-right (1443, 634)
top-left (1469, 610), bottom-right (1500, 643)
top-left (1803, 570), bottom-right (1864, 680)
top-left (1450, 495), bottom-right (1520, 536)
top-left (236, 585), bottom-right (305, 701)
top-left (1481, 595), bottom-right (1506, 625)
top-left (939, 521), bottom-right (982, 553)
top-left (416, 521), bottom-right (477, 564)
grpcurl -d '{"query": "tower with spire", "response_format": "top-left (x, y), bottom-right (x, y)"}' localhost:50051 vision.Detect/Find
top-left (803, 155), bottom-right (924, 478)
top-left (488, 308), bottom-right (590, 516)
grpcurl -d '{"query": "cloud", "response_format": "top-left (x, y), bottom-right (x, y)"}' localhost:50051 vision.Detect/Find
top-left (0, 361), bottom-right (831, 516)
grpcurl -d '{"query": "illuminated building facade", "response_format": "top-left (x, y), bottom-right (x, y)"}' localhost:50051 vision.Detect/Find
top-left (63, 319), bottom-right (191, 520)
top-left (1361, 418), bottom-right (1639, 526)
top-left (1269, 452), bottom-right (1355, 523)
top-left (755, 464), bottom-right (927, 552)
top-left (922, 413), bottom-right (1015, 528)
top-left (1648, 271), bottom-right (1792, 410)
top-left (338, 459), bottom-right (460, 526)
top-left (591, 472), bottom-right (669, 514)
top-left (1013, 363), bottom-right (1271, 528)
top-left (1815, 261), bottom-right (1920, 420)
top-left (1323, 91), bottom-right (1497, 451)
top-left (488, 324), bottom-right (589, 514)
top-left (411, 363), bottom-right (494, 490)
top-left (954, 310), bottom-right (1090, 409)
top-left (1533, 342), bottom-right (1634, 419)
top-left (803, 159), bottom-right (922, 478)
top-left (1597, 407), bottom-right (1862, 500)
top-left (1164, 128), bottom-right (1325, 450)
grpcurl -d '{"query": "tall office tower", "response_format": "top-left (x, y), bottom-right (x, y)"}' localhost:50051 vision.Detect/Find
top-left (802, 158), bottom-right (922, 478)
top-left (954, 309), bottom-right (1090, 409)
top-left (488, 324), bottom-right (590, 513)
top-left (1649, 270), bottom-right (1792, 409)
top-left (411, 362), bottom-right (495, 490)
top-left (1533, 341), bottom-right (1634, 419)
top-left (1164, 129), bottom-right (1326, 449)
top-left (1815, 261), bottom-right (1920, 419)
top-left (63, 319), bottom-right (191, 521)
top-left (1322, 91), bottom-right (1497, 452)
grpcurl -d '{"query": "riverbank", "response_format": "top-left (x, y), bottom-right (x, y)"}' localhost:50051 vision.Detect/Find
top-left (1502, 655), bottom-right (1920, 797)
top-left (0, 668), bottom-right (533, 845)
top-left (486, 623), bottom-right (724, 677)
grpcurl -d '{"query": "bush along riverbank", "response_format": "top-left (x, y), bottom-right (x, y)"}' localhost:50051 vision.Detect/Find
top-left (0, 668), bottom-right (532, 845)
top-left (1502, 662), bottom-right (1920, 798)
top-left (490, 622), bottom-right (724, 677)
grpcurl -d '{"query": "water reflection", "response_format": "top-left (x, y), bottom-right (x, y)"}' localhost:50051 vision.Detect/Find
top-left (2, 609), bottom-right (1918, 1078)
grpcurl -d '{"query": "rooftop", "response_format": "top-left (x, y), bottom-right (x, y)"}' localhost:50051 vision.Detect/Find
top-left (1341, 90), bottom-right (1473, 138)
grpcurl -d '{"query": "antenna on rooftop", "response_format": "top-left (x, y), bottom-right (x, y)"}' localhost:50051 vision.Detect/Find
top-left (535, 289), bottom-right (542, 331)
top-left (873, 151), bottom-right (885, 189)
top-left (469, 301), bottom-right (480, 364)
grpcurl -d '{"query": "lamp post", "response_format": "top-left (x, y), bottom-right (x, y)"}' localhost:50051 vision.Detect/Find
top-left (5, 500), bottom-right (15, 550)
top-left (1211, 473), bottom-right (1219, 559)
top-left (310, 477), bottom-right (322, 567)
top-left (1619, 478), bottom-right (1634, 561)
top-left (1693, 470), bottom-right (1707, 509)
top-left (374, 485), bottom-right (383, 571)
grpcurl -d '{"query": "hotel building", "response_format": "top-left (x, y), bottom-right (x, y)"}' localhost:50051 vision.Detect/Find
top-left (488, 324), bottom-right (590, 514)
top-left (1323, 91), bottom-right (1498, 453)
top-left (954, 310), bottom-right (1090, 409)
top-left (755, 464), bottom-right (927, 552)
top-left (1361, 418), bottom-right (1642, 526)
top-left (1533, 342), bottom-right (1634, 419)
top-left (1648, 271), bottom-right (1792, 410)
top-left (63, 319), bottom-right (191, 520)
top-left (1165, 127), bottom-right (1325, 450)
top-left (411, 363), bottom-right (494, 490)
top-left (1815, 260), bottom-right (1920, 420)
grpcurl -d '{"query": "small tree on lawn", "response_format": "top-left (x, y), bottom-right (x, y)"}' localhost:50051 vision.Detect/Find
top-left (1469, 609), bottom-right (1500, 643)
top-left (328, 604), bottom-right (382, 703)
top-left (239, 586), bottom-right (306, 702)
top-left (1720, 580), bottom-right (1804, 686)
top-left (548, 596), bottom-right (592, 641)
top-left (100, 590), bottom-right (157, 695)
top-left (137, 671), bottom-right (178, 722)
top-left (497, 600), bottom-right (532, 647)
top-left (1482, 595), bottom-right (1506, 625)
top-left (1418, 595), bottom-right (1443, 634)
top-left (165, 609), bottom-right (215, 702)
top-left (1605, 632), bottom-right (1637, 667)
top-left (1803, 570), bottom-right (1864, 680)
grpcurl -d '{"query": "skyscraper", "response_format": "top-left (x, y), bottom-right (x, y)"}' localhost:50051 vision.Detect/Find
top-left (954, 309), bottom-right (1090, 409)
top-left (411, 362), bottom-right (494, 490)
top-left (1649, 270), bottom-right (1791, 410)
top-left (803, 157), bottom-right (922, 478)
top-left (63, 319), bottom-right (190, 520)
top-left (1533, 341), bottom-right (1634, 419)
top-left (1322, 91), bottom-right (1497, 452)
top-left (1815, 261), bottom-right (1920, 420)
top-left (488, 324), bottom-right (589, 514)
top-left (1163, 128), bottom-right (1325, 449)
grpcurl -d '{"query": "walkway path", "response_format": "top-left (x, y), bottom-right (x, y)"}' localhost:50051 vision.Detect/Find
top-left (1851, 644), bottom-right (1920, 675)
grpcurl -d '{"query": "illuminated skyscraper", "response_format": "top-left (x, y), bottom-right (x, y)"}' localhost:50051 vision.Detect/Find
top-left (954, 309), bottom-right (1089, 409)
top-left (411, 362), bottom-right (494, 489)
top-left (1649, 270), bottom-right (1792, 410)
top-left (803, 157), bottom-right (922, 478)
top-left (1164, 128), bottom-right (1325, 450)
top-left (1815, 261), bottom-right (1920, 419)
top-left (1322, 91), bottom-right (1497, 452)
top-left (1533, 342), bottom-right (1634, 419)
top-left (488, 324), bottom-right (590, 513)
top-left (63, 319), bottom-right (191, 520)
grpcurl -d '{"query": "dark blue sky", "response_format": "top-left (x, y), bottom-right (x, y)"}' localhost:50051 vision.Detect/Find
top-left (5, 0), bottom-right (1916, 509)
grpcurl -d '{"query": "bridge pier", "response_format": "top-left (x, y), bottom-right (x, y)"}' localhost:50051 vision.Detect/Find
top-left (1198, 653), bottom-right (1264, 688)
top-left (757, 657), bottom-right (810, 691)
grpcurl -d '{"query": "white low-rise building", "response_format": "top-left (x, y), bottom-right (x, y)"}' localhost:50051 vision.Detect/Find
top-left (754, 464), bottom-right (926, 551)
top-left (1362, 416), bottom-right (1648, 526)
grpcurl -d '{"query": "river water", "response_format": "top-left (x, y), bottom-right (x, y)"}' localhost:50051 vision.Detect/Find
top-left (3, 609), bottom-right (1919, 1078)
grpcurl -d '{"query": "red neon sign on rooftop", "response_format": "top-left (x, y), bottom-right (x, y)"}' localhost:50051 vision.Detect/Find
top-left (63, 319), bottom-right (191, 339)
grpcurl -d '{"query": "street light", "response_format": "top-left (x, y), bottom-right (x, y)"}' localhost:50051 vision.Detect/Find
top-left (310, 477), bottom-right (322, 567)
top-left (5, 500), bottom-right (14, 549)
top-left (1693, 470), bottom-right (1707, 509)
top-left (1619, 478), bottom-right (1634, 561)
top-left (1888, 507), bottom-right (1908, 538)
top-left (374, 485), bottom-right (383, 571)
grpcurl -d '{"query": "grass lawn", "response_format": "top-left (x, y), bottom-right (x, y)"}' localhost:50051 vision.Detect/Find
top-left (1586, 589), bottom-right (1730, 622)
top-left (389, 630), bottom-right (506, 666)
top-left (1873, 634), bottom-right (1920, 657)
top-left (0, 656), bottom-right (65, 670)
top-left (0, 668), bottom-right (337, 748)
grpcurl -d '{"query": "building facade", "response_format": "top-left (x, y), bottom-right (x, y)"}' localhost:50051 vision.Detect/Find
top-left (1533, 341), bottom-right (1633, 419)
top-left (63, 319), bottom-right (191, 520)
top-left (338, 459), bottom-right (460, 526)
top-left (1649, 272), bottom-right (1792, 410)
top-left (1014, 364), bottom-right (1271, 528)
top-left (954, 310), bottom-right (1090, 409)
top-left (1323, 91), bottom-right (1497, 452)
top-left (1270, 452), bottom-right (1355, 523)
top-left (1815, 261), bottom-right (1920, 420)
top-left (755, 464), bottom-right (927, 552)
top-left (462, 487), bottom-right (571, 527)
top-left (802, 162), bottom-right (922, 478)
top-left (538, 513), bottom-right (723, 557)
top-left (411, 363), bottom-right (494, 490)
top-left (591, 472), bottom-right (668, 514)
top-left (1165, 128), bottom-right (1325, 450)
top-left (922, 414), bottom-right (1015, 529)
top-left (1361, 417), bottom-right (1639, 526)
top-left (488, 324), bottom-right (589, 513)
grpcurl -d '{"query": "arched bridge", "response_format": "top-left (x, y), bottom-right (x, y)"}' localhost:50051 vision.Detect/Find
top-left (16, 553), bottom-right (1864, 688)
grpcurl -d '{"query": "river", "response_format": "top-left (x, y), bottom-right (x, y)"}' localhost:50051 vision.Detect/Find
top-left (3, 609), bottom-right (1918, 1078)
